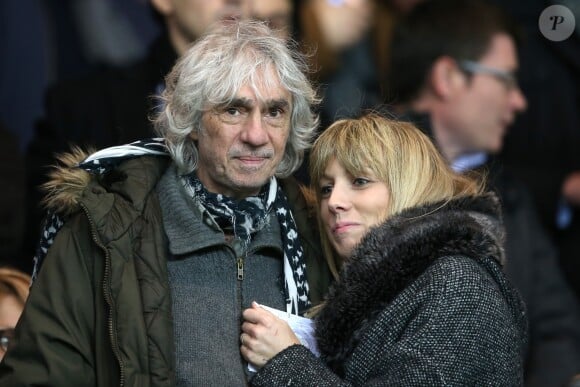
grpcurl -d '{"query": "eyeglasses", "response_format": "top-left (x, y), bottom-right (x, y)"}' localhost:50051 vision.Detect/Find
top-left (0, 328), bottom-right (15, 352)
top-left (458, 60), bottom-right (519, 90)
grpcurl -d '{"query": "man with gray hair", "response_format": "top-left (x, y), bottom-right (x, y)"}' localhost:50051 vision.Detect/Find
top-left (0, 20), bottom-right (331, 386)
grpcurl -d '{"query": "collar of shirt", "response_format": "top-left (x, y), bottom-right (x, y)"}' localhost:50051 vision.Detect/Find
top-left (452, 152), bottom-right (488, 173)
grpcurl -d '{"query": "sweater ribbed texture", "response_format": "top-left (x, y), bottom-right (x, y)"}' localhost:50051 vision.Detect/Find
top-left (157, 166), bottom-right (287, 386)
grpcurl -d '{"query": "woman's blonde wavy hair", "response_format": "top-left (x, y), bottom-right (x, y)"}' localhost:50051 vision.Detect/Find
top-left (309, 113), bottom-right (485, 280)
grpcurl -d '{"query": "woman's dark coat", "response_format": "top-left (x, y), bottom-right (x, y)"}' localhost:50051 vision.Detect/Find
top-left (251, 194), bottom-right (528, 386)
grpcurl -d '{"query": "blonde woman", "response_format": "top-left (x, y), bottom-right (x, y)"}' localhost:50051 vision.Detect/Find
top-left (241, 114), bottom-right (527, 385)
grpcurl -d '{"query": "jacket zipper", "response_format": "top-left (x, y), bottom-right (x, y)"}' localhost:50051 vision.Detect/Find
top-left (80, 203), bottom-right (126, 387)
top-left (237, 257), bottom-right (244, 280)
top-left (235, 252), bottom-right (249, 386)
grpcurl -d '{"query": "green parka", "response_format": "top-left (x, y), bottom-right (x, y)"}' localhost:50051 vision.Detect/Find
top-left (0, 153), bottom-right (331, 387)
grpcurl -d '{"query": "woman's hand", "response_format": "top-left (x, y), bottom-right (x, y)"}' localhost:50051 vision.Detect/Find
top-left (240, 302), bottom-right (301, 369)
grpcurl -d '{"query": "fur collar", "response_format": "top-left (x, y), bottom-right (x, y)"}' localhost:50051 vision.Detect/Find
top-left (41, 147), bottom-right (94, 216)
top-left (41, 140), bottom-right (169, 216)
top-left (315, 193), bottom-right (505, 373)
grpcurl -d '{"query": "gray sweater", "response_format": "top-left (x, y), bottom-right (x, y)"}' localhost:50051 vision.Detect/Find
top-left (157, 166), bottom-right (287, 386)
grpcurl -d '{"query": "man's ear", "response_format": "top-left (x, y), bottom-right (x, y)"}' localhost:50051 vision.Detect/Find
top-left (429, 56), bottom-right (465, 100)
top-left (150, 0), bottom-right (173, 16)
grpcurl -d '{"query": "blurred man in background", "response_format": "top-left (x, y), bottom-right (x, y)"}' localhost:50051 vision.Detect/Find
top-left (387, 1), bottom-right (580, 385)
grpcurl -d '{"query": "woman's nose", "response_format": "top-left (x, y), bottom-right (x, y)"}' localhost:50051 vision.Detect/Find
top-left (327, 186), bottom-right (350, 213)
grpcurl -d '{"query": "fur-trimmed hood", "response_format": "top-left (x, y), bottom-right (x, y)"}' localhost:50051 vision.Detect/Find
top-left (41, 139), bottom-right (169, 216)
top-left (41, 147), bottom-right (94, 216)
top-left (315, 193), bottom-right (506, 371)
top-left (32, 142), bottom-right (172, 280)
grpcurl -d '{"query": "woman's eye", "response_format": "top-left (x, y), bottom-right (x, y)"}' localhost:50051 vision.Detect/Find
top-left (320, 185), bottom-right (332, 197)
top-left (353, 178), bottom-right (370, 187)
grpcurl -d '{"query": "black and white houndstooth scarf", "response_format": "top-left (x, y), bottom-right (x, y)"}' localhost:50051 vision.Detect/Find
top-left (32, 138), bottom-right (310, 315)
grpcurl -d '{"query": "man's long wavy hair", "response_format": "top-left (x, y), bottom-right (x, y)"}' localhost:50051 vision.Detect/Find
top-left (153, 20), bottom-right (320, 177)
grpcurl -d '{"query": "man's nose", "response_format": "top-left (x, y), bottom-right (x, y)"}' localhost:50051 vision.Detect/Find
top-left (511, 86), bottom-right (527, 112)
top-left (240, 112), bottom-right (268, 145)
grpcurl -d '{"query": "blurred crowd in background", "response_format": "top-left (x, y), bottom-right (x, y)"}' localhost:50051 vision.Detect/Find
top-left (0, 0), bottom-right (579, 385)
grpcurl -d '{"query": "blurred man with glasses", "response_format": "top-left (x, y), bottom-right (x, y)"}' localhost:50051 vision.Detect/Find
top-left (387, 0), bottom-right (580, 385)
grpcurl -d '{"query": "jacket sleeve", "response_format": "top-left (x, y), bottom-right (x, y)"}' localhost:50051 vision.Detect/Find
top-left (0, 215), bottom-right (100, 386)
top-left (250, 345), bottom-right (346, 387)
top-left (250, 257), bottom-right (526, 386)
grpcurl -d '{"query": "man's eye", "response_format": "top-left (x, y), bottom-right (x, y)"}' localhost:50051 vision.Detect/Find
top-left (226, 107), bottom-right (241, 115)
top-left (268, 107), bottom-right (284, 118)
